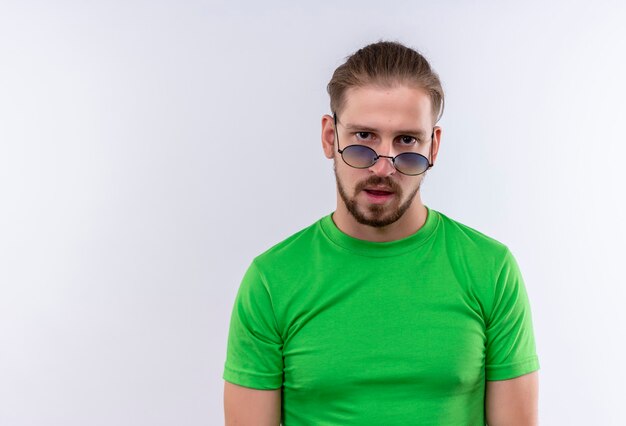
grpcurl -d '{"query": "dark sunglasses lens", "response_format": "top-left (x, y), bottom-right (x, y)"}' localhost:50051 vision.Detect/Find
top-left (342, 145), bottom-right (377, 168)
top-left (394, 153), bottom-right (430, 175)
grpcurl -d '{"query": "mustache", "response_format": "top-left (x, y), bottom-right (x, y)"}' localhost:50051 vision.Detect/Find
top-left (356, 177), bottom-right (399, 193)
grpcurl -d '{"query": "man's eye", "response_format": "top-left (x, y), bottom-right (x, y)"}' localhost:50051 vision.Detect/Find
top-left (355, 132), bottom-right (372, 140)
top-left (399, 136), bottom-right (417, 145)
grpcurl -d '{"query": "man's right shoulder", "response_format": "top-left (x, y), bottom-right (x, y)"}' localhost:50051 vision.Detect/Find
top-left (252, 215), bottom-right (327, 267)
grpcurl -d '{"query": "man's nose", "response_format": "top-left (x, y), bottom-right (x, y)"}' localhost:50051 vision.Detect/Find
top-left (368, 153), bottom-right (396, 177)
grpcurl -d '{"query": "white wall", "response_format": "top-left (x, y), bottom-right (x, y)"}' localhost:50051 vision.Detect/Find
top-left (1, 1), bottom-right (625, 424)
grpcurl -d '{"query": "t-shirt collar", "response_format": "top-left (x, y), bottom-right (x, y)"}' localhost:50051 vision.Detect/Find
top-left (319, 205), bottom-right (440, 257)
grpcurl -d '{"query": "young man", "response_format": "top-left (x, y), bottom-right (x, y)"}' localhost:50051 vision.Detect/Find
top-left (223, 41), bottom-right (539, 425)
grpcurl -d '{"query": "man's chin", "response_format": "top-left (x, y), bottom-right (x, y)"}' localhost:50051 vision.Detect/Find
top-left (350, 206), bottom-right (402, 228)
top-left (355, 216), bottom-right (401, 228)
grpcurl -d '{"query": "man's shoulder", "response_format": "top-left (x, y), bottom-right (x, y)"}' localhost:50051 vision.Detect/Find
top-left (433, 209), bottom-right (519, 290)
top-left (253, 215), bottom-right (327, 267)
top-left (434, 209), bottom-right (510, 256)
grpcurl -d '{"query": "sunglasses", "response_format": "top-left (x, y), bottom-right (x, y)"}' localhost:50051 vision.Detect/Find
top-left (333, 113), bottom-right (434, 176)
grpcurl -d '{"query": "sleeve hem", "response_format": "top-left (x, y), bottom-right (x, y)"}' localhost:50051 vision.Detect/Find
top-left (486, 355), bottom-right (540, 381)
top-left (223, 365), bottom-right (283, 390)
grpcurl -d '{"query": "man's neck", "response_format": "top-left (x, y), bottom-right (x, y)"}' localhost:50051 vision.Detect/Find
top-left (331, 198), bottom-right (427, 243)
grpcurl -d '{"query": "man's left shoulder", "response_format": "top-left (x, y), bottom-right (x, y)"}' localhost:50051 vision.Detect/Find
top-left (435, 209), bottom-right (511, 260)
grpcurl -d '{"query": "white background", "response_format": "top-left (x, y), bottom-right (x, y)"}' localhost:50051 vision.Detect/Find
top-left (1, 1), bottom-right (625, 424)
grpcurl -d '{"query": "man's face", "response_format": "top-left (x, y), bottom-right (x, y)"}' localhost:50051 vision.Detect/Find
top-left (322, 83), bottom-right (440, 228)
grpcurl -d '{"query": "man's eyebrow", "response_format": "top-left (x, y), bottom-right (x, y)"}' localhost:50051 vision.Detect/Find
top-left (343, 123), bottom-right (428, 137)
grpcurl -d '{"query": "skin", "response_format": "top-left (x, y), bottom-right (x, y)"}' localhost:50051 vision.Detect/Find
top-left (224, 81), bottom-right (538, 425)
top-left (223, 381), bottom-right (281, 426)
top-left (486, 371), bottom-right (539, 425)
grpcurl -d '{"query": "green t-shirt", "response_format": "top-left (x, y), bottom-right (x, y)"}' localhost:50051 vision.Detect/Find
top-left (223, 206), bottom-right (539, 425)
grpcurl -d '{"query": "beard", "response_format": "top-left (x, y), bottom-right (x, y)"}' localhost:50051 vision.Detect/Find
top-left (333, 160), bottom-right (424, 228)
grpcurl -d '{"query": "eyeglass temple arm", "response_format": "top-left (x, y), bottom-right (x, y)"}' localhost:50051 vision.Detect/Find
top-left (333, 112), bottom-right (342, 152)
top-left (429, 129), bottom-right (434, 167)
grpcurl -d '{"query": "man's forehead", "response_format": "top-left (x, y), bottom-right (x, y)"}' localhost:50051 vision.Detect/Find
top-left (339, 84), bottom-right (433, 130)
top-left (342, 83), bottom-right (430, 105)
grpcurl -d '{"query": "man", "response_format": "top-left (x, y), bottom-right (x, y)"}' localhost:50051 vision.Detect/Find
top-left (223, 41), bottom-right (539, 425)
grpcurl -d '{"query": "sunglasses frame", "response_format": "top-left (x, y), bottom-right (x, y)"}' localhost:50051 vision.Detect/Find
top-left (333, 112), bottom-right (434, 176)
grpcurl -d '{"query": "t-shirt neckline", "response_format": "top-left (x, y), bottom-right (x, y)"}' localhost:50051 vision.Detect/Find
top-left (318, 205), bottom-right (440, 257)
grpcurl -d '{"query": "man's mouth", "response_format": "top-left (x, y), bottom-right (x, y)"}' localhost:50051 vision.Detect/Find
top-left (363, 187), bottom-right (395, 203)
top-left (365, 189), bottom-right (392, 195)
top-left (364, 187), bottom-right (394, 196)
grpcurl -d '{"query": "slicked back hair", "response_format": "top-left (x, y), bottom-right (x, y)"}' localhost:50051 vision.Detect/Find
top-left (327, 40), bottom-right (445, 124)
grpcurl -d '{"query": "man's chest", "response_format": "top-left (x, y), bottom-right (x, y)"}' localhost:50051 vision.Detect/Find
top-left (279, 267), bottom-right (488, 399)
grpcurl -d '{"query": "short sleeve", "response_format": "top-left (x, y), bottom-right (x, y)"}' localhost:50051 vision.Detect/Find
top-left (485, 249), bottom-right (540, 381)
top-left (222, 260), bottom-right (284, 389)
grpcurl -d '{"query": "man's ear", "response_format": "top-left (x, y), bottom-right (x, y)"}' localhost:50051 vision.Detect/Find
top-left (430, 126), bottom-right (442, 165)
top-left (321, 114), bottom-right (336, 159)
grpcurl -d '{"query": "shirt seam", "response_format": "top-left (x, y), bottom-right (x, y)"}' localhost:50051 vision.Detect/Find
top-left (250, 259), bottom-right (284, 344)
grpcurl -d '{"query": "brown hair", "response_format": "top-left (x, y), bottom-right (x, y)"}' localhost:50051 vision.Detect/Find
top-left (327, 40), bottom-right (445, 124)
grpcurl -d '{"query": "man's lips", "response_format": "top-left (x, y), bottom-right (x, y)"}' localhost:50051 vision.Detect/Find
top-left (364, 187), bottom-right (394, 195)
top-left (363, 187), bottom-right (395, 203)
